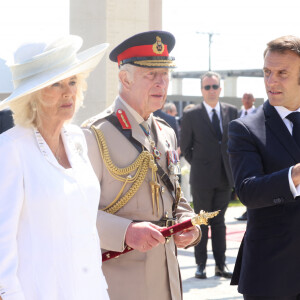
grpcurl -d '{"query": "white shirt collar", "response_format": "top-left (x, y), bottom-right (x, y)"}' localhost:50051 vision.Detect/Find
top-left (245, 106), bottom-right (256, 113)
top-left (274, 106), bottom-right (300, 120)
top-left (203, 101), bottom-right (221, 120)
top-left (203, 101), bottom-right (220, 113)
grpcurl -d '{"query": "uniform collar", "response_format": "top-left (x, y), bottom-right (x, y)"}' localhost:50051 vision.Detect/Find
top-left (119, 95), bottom-right (153, 126)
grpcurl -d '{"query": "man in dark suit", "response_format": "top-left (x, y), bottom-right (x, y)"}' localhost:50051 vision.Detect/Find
top-left (235, 93), bottom-right (257, 221)
top-left (228, 35), bottom-right (300, 299)
top-left (180, 71), bottom-right (238, 279)
top-left (154, 108), bottom-right (179, 141)
top-left (0, 109), bottom-right (14, 133)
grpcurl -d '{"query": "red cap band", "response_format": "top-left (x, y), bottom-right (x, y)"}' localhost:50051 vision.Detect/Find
top-left (117, 44), bottom-right (169, 65)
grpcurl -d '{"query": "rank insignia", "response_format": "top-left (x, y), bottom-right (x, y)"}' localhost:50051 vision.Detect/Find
top-left (116, 109), bottom-right (131, 129)
top-left (152, 36), bottom-right (165, 54)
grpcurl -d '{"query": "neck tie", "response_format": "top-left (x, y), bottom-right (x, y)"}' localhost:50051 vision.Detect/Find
top-left (286, 112), bottom-right (300, 148)
top-left (244, 110), bottom-right (248, 116)
top-left (212, 109), bottom-right (222, 141)
top-left (140, 121), bottom-right (150, 136)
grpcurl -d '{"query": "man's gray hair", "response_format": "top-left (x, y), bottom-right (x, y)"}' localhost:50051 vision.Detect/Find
top-left (118, 64), bottom-right (135, 92)
top-left (200, 71), bottom-right (221, 87)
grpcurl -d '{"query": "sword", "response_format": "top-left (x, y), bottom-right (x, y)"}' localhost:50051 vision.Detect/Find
top-left (102, 210), bottom-right (220, 262)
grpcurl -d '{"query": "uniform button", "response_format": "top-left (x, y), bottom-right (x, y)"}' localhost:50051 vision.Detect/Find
top-left (273, 198), bottom-right (283, 204)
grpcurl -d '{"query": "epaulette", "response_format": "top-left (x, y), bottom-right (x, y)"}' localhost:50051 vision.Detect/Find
top-left (81, 105), bottom-right (114, 128)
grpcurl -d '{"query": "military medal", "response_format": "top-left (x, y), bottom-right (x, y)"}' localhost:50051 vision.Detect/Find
top-left (140, 122), bottom-right (161, 160)
top-left (165, 140), bottom-right (170, 148)
top-left (167, 150), bottom-right (180, 175)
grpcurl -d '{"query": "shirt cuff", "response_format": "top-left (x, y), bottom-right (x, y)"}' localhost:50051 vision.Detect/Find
top-left (288, 166), bottom-right (300, 198)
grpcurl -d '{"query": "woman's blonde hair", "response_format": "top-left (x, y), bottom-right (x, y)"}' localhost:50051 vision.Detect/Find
top-left (9, 72), bottom-right (89, 128)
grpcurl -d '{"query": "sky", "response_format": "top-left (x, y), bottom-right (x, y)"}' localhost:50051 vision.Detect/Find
top-left (0, 0), bottom-right (69, 92)
top-left (1, 0), bottom-right (300, 98)
top-left (0, 0), bottom-right (69, 57)
top-left (162, 0), bottom-right (300, 98)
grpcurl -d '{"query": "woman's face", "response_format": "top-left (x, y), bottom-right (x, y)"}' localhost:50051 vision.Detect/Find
top-left (38, 76), bottom-right (78, 127)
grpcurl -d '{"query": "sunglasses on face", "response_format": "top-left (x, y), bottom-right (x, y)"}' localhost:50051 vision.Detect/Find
top-left (203, 85), bottom-right (219, 91)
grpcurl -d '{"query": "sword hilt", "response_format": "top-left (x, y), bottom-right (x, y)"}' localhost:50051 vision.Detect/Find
top-left (191, 210), bottom-right (220, 226)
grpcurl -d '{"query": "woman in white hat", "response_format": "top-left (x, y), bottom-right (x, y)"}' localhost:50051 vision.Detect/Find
top-left (0, 36), bottom-right (109, 300)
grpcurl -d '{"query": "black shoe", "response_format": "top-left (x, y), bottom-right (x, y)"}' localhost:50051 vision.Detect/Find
top-left (235, 211), bottom-right (247, 221)
top-left (195, 264), bottom-right (207, 279)
top-left (215, 265), bottom-right (233, 279)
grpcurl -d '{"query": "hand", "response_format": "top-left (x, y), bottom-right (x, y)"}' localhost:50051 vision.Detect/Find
top-left (292, 163), bottom-right (300, 187)
top-left (125, 222), bottom-right (165, 252)
top-left (173, 226), bottom-right (199, 248)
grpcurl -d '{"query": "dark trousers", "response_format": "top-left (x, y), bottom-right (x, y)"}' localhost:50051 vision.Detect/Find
top-left (244, 295), bottom-right (300, 300)
top-left (192, 186), bottom-right (231, 267)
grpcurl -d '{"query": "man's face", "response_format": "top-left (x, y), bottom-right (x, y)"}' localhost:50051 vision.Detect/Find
top-left (201, 76), bottom-right (221, 106)
top-left (263, 50), bottom-right (300, 110)
top-left (242, 93), bottom-right (255, 110)
top-left (126, 67), bottom-right (170, 119)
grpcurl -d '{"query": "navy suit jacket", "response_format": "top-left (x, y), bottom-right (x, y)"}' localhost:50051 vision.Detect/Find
top-left (228, 100), bottom-right (300, 297)
top-left (0, 109), bottom-right (14, 134)
top-left (153, 109), bottom-right (179, 141)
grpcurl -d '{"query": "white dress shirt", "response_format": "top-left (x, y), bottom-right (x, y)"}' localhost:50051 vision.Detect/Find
top-left (0, 125), bottom-right (108, 300)
top-left (240, 106), bottom-right (256, 118)
top-left (203, 101), bottom-right (223, 133)
top-left (274, 106), bottom-right (300, 198)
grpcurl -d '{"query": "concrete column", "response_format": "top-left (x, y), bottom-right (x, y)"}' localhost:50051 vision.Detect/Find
top-left (149, 0), bottom-right (162, 30)
top-left (70, 0), bottom-right (163, 125)
top-left (223, 77), bottom-right (238, 97)
top-left (171, 78), bottom-right (183, 95)
top-left (69, 0), bottom-right (107, 125)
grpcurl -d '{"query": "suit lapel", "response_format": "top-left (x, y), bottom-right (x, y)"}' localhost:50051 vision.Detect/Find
top-left (264, 101), bottom-right (300, 162)
top-left (220, 103), bottom-right (229, 141)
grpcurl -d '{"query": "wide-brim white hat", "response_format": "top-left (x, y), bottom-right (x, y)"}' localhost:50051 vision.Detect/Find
top-left (0, 35), bottom-right (109, 109)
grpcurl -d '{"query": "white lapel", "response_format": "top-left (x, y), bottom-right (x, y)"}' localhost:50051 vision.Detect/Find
top-left (34, 126), bottom-right (83, 172)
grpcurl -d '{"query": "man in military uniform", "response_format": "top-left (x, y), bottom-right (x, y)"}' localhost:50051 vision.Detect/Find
top-left (82, 31), bottom-right (200, 300)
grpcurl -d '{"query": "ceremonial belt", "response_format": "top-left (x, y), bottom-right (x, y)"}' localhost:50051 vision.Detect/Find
top-left (133, 217), bottom-right (177, 227)
top-left (106, 115), bottom-right (175, 197)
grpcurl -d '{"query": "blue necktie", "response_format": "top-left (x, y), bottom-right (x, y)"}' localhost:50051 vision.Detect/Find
top-left (286, 112), bottom-right (300, 148)
top-left (212, 109), bottom-right (222, 141)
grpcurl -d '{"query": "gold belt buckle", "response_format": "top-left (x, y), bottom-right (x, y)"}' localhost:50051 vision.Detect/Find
top-left (165, 218), bottom-right (176, 227)
top-left (163, 213), bottom-right (176, 243)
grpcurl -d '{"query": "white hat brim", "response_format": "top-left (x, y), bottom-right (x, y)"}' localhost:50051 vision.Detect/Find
top-left (0, 43), bottom-right (109, 109)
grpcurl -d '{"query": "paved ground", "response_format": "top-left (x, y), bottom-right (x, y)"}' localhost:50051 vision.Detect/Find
top-left (178, 206), bottom-right (247, 300)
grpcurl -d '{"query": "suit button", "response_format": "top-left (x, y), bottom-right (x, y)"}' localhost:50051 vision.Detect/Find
top-left (273, 198), bottom-right (283, 204)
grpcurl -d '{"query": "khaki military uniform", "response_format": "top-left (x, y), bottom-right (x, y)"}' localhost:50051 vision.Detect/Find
top-left (82, 97), bottom-right (200, 300)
